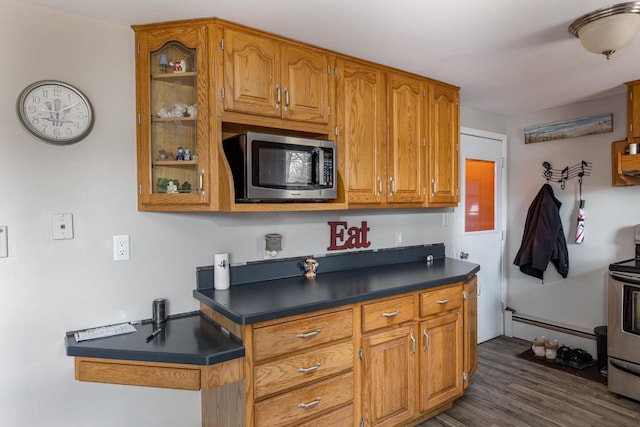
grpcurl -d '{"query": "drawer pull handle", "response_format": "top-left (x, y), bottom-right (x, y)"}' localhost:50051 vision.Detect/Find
top-left (436, 299), bottom-right (450, 304)
top-left (297, 363), bottom-right (321, 373)
top-left (381, 310), bottom-right (400, 317)
top-left (297, 329), bottom-right (321, 339)
top-left (298, 397), bottom-right (322, 409)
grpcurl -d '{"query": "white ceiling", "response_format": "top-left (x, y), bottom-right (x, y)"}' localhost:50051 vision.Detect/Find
top-left (21, 0), bottom-right (640, 115)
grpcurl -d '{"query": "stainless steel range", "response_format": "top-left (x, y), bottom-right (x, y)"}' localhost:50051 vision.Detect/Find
top-left (608, 225), bottom-right (640, 401)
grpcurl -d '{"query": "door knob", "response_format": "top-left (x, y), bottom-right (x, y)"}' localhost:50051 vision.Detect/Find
top-left (459, 251), bottom-right (469, 260)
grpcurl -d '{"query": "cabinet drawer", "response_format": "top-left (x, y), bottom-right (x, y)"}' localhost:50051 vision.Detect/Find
top-left (361, 294), bottom-right (415, 332)
top-left (254, 371), bottom-right (354, 427)
top-left (254, 340), bottom-right (353, 399)
top-left (253, 309), bottom-right (353, 361)
top-left (420, 284), bottom-right (462, 317)
top-left (296, 404), bottom-right (353, 427)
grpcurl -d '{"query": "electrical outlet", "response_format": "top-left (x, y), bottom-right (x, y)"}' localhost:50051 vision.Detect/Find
top-left (113, 235), bottom-right (130, 261)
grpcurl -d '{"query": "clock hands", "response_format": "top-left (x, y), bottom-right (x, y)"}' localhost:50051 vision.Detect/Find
top-left (57, 102), bottom-right (80, 112)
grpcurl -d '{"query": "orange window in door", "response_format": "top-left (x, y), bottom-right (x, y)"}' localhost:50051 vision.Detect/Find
top-left (465, 159), bottom-right (494, 232)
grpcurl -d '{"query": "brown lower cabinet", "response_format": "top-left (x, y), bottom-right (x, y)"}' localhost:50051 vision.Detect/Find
top-left (201, 277), bottom-right (476, 427)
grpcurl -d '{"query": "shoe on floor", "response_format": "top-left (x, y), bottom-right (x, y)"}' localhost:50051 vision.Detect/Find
top-left (532, 336), bottom-right (546, 358)
top-left (545, 339), bottom-right (559, 361)
top-left (555, 345), bottom-right (573, 366)
top-left (569, 348), bottom-right (594, 370)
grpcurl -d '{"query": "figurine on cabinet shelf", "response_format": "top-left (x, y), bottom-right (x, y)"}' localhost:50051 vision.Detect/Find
top-left (169, 59), bottom-right (186, 73)
top-left (181, 181), bottom-right (192, 192)
top-left (159, 54), bottom-right (170, 73)
top-left (176, 147), bottom-right (185, 160)
top-left (157, 149), bottom-right (167, 161)
top-left (304, 258), bottom-right (319, 279)
top-left (166, 180), bottom-right (178, 193)
top-left (187, 104), bottom-right (197, 117)
top-left (184, 148), bottom-right (191, 161)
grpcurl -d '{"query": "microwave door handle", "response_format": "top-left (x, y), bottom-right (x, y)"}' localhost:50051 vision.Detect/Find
top-left (318, 150), bottom-right (325, 186)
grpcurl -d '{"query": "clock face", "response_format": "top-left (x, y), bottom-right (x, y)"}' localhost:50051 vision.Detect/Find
top-left (17, 80), bottom-right (94, 145)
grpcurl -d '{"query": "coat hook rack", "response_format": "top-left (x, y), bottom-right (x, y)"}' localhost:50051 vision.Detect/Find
top-left (541, 160), bottom-right (592, 191)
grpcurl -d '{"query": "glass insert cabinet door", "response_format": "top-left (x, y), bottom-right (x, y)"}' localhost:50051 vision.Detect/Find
top-left (136, 25), bottom-right (210, 208)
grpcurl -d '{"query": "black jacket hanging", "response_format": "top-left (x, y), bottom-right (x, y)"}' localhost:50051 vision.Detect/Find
top-left (513, 184), bottom-right (569, 280)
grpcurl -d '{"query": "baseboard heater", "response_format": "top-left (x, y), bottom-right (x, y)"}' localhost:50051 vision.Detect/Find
top-left (511, 313), bottom-right (596, 340)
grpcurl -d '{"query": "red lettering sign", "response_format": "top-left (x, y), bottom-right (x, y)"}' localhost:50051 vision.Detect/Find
top-left (327, 221), bottom-right (371, 251)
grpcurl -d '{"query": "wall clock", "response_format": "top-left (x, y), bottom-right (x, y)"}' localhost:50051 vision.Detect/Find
top-left (16, 80), bottom-right (94, 145)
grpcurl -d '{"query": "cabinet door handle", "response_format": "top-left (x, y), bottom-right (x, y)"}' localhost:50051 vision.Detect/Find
top-left (297, 363), bottom-right (321, 373)
top-left (284, 87), bottom-right (290, 110)
top-left (298, 397), bottom-right (322, 409)
top-left (436, 299), bottom-right (450, 304)
top-left (199, 168), bottom-right (205, 196)
top-left (377, 176), bottom-right (383, 196)
top-left (381, 310), bottom-right (400, 317)
top-left (410, 332), bottom-right (416, 356)
top-left (276, 84), bottom-right (281, 108)
top-left (296, 329), bottom-right (321, 338)
top-left (432, 178), bottom-right (437, 195)
top-left (389, 176), bottom-right (395, 196)
top-left (423, 329), bottom-right (429, 351)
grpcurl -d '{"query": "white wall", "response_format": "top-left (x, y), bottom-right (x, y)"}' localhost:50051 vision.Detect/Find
top-left (460, 106), bottom-right (508, 135)
top-left (506, 92), bottom-right (640, 334)
top-left (0, 2), bottom-right (455, 426)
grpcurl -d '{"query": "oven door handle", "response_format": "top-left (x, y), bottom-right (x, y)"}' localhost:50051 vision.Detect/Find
top-left (610, 271), bottom-right (640, 284)
top-left (610, 359), bottom-right (640, 378)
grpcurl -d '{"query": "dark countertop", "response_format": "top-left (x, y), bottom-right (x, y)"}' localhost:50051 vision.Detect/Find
top-left (194, 257), bottom-right (480, 325)
top-left (65, 311), bottom-right (244, 365)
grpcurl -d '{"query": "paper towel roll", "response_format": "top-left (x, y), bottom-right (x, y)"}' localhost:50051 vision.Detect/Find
top-left (214, 253), bottom-right (230, 290)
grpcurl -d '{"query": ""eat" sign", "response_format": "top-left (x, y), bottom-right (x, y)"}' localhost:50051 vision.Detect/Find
top-left (327, 221), bottom-right (371, 251)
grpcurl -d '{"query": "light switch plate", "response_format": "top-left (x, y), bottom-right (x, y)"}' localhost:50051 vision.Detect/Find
top-left (52, 214), bottom-right (74, 240)
top-left (0, 226), bottom-right (7, 258)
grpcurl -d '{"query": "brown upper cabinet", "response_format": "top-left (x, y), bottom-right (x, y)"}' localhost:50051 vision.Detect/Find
top-left (133, 22), bottom-right (215, 212)
top-left (428, 83), bottom-right (460, 205)
top-left (611, 80), bottom-right (640, 186)
top-left (387, 72), bottom-right (427, 205)
top-left (628, 80), bottom-right (640, 142)
top-left (221, 26), bottom-right (332, 125)
top-left (337, 58), bottom-right (388, 205)
top-left (133, 18), bottom-right (459, 211)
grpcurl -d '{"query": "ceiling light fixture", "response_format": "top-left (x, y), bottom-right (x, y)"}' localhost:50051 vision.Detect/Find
top-left (569, 1), bottom-right (640, 59)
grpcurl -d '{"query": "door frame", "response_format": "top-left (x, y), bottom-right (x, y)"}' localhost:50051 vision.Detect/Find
top-left (456, 126), bottom-right (508, 336)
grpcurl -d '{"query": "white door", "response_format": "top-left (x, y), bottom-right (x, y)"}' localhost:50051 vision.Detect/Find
top-left (455, 128), bottom-right (506, 343)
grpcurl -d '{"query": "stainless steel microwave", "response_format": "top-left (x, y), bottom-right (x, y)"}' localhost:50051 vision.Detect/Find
top-left (222, 131), bottom-right (337, 202)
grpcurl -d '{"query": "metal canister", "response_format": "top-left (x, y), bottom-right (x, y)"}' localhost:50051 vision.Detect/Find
top-left (152, 298), bottom-right (166, 325)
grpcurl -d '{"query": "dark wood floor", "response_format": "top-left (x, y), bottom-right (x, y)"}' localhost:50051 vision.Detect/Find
top-left (420, 336), bottom-right (640, 427)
